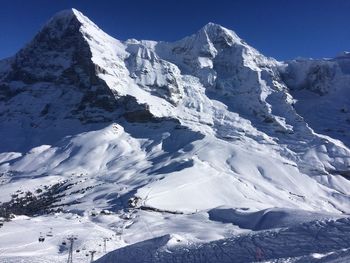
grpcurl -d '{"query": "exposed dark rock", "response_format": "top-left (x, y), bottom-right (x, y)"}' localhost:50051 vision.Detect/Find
top-left (0, 182), bottom-right (72, 219)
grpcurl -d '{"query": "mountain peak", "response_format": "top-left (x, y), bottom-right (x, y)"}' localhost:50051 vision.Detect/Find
top-left (45, 8), bottom-right (80, 27)
top-left (199, 22), bottom-right (242, 43)
top-left (49, 8), bottom-right (78, 19)
top-left (201, 22), bottom-right (226, 30)
top-left (47, 8), bottom-right (91, 24)
top-left (42, 8), bottom-right (99, 38)
top-left (170, 22), bottom-right (244, 59)
top-left (6, 8), bottom-right (102, 87)
top-left (35, 8), bottom-right (82, 41)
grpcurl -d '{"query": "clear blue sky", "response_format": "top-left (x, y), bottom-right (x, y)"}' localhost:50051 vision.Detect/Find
top-left (0, 0), bottom-right (350, 60)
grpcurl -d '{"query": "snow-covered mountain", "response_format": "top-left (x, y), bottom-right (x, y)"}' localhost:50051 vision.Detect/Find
top-left (1, 8), bottom-right (350, 262)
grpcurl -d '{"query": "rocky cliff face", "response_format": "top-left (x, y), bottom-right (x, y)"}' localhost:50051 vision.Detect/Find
top-left (0, 10), bottom-right (158, 127)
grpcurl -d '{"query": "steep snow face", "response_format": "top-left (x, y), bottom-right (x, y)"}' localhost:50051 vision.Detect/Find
top-left (1, 9), bottom-right (350, 262)
top-left (125, 42), bottom-right (183, 105)
top-left (153, 23), bottom-right (305, 136)
top-left (281, 55), bottom-right (350, 148)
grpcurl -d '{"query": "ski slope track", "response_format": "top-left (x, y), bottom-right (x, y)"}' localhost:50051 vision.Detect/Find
top-left (0, 8), bottom-right (350, 262)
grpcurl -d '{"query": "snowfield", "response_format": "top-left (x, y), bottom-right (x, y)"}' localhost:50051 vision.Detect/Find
top-left (0, 8), bottom-right (350, 262)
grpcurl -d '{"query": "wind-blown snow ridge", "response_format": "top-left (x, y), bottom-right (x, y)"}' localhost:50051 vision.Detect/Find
top-left (0, 8), bottom-right (350, 262)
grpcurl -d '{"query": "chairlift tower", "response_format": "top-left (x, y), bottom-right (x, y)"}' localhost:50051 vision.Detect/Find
top-left (103, 237), bottom-right (109, 253)
top-left (115, 227), bottom-right (123, 241)
top-left (66, 235), bottom-right (78, 263)
top-left (89, 250), bottom-right (96, 262)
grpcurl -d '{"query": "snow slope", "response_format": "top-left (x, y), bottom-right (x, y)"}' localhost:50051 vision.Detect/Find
top-left (0, 8), bottom-right (350, 262)
top-left (96, 215), bottom-right (350, 263)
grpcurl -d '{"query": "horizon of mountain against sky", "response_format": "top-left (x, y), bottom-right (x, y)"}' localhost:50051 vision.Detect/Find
top-left (1, 0), bottom-right (350, 60)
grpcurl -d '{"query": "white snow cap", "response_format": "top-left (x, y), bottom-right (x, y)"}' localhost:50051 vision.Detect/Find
top-left (193, 22), bottom-right (244, 47)
top-left (42, 8), bottom-right (101, 35)
top-left (201, 22), bottom-right (241, 39)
